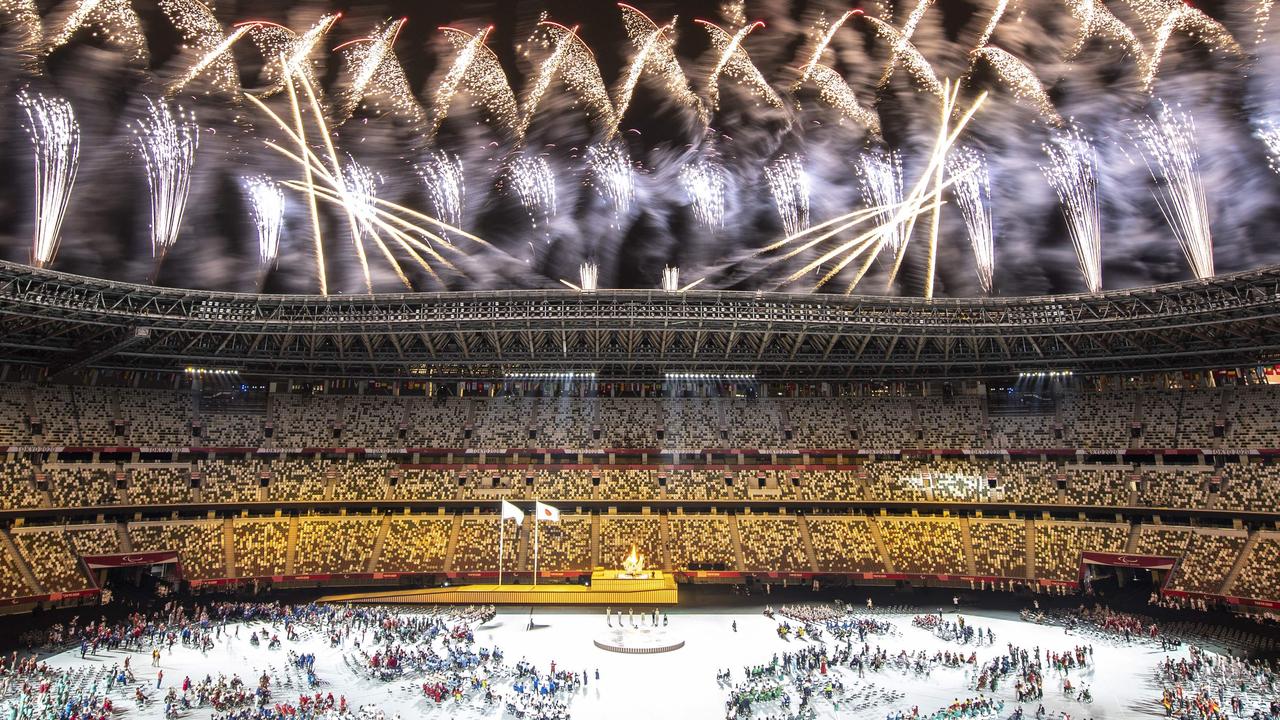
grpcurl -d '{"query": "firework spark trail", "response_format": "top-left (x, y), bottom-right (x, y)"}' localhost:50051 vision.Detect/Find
top-left (0, 0), bottom-right (42, 67)
top-left (973, 0), bottom-right (1011, 52)
top-left (339, 159), bottom-right (380, 291)
top-left (796, 9), bottom-right (860, 87)
top-left (697, 19), bottom-right (784, 111)
top-left (160, 0), bottom-right (247, 97)
top-left (416, 150), bottom-right (465, 232)
top-left (765, 154), bottom-right (810, 238)
top-left (506, 153), bottom-right (557, 235)
top-left (1133, 103), bottom-right (1214, 279)
top-left (863, 16), bottom-right (944, 96)
top-left (132, 98), bottom-right (198, 262)
top-left (585, 141), bottom-right (634, 228)
top-left (43, 0), bottom-right (148, 64)
top-left (243, 175), bottom-right (284, 268)
top-left (18, 90), bottom-right (80, 268)
top-left (1254, 0), bottom-right (1274, 46)
top-left (242, 14), bottom-right (340, 98)
top-left (972, 46), bottom-right (1063, 126)
top-left (336, 19), bottom-right (424, 126)
top-left (679, 159), bottom-right (728, 230)
top-left (1063, 0), bottom-right (1145, 63)
top-left (1257, 121), bottom-right (1280, 174)
top-left (1040, 126), bottom-right (1103, 293)
top-left (876, 0), bottom-right (935, 88)
top-left (518, 23), bottom-right (573, 138)
top-left (1142, 1), bottom-right (1243, 90)
top-left (435, 27), bottom-right (520, 139)
top-left (528, 22), bottom-right (618, 138)
top-left (617, 4), bottom-right (704, 124)
top-left (803, 65), bottom-right (881, 134)
top-left (946, 146), bottom-right (995, 293)
top-left (859, 149), bottom-right (909, 259)
top-left (337, 26), bottom-right (423, 126)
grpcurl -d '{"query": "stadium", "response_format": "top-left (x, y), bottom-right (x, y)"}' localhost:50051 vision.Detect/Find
top-left (2, 0), bottom-right (1280, 718)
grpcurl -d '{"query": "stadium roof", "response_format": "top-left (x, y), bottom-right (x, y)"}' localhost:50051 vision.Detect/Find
top-left (3, 260), bottom-right (1280, 382)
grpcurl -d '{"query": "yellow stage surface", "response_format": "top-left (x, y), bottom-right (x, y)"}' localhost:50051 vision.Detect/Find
top-left (317, 570), bottom-right (678, 606)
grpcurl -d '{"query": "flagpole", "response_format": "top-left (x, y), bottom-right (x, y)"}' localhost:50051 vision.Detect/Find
top-left (534, 500), bottom-right (540, 587)
top-left (498, 515), bottom-right (505, 587)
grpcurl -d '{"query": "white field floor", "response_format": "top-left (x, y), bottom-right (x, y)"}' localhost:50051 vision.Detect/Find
top-left (14, 606), bottom-right (1267, 720)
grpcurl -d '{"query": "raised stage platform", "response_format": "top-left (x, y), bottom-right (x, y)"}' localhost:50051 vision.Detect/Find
top-left (317, 570), bottom-right (678, 606)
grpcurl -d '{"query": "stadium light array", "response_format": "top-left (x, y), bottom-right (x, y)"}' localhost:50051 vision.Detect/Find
top-left (664, 373), bottom-right (756, 381)
top-left (1017, 370), bottom-right (1073, 378)
top-left (504, 371), bottom-right (597, 380)
top-left (185, 367), bottom-right (240, 376)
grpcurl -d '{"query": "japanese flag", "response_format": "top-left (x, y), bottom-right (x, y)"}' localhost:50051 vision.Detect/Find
top-left (535, 501), bottom-right (561, 522)
top-left (501, 500), bottom-right (525, 525)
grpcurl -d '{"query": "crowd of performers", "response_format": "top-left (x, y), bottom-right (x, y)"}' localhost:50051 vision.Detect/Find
top-left (973, 644), bottom-right (1094, 704)
top-left (1156, 646), bottom-right (1280, 720)
top-left (911, 615), bottom-right (996, 646)
top-left (1021, 604), bottom-right (1169, 646)
top-left (0, 600), bottom-right (590, 720)
top-left (885, 695), bottom-right (1006, 720)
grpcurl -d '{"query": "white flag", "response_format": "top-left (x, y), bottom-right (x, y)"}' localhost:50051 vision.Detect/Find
top-left (501, 500), bottom-right (525, 525)
top-left (535, 501), bottom-right (560, 522)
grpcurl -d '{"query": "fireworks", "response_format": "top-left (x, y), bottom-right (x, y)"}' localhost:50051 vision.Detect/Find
top-left (0, 0), bottom-right (42, 66)
top-left (863, 16), bottom-right (943, 97)
top-left (505, 153), bottom-right (558, 233)
top-left (697, 19), bottom-right (784, 111)
top-left (435, 27), bottom-right (520, 139)
top-left (759, 82), bottom-right (988, 296)
top-left (1040, 127), bottom-right (1103, 293)
top-left (1133, 103), bottom-right (1213, 280)
top-left (416, 151), bottom-right (465, 232)
top-left (18, 90), bottom-right (80, 268)
top-left (1142, 1), bottom-right (1243, 90)
top-left (336, 19), bottom-right (423, 126)
top-left (43, 0), bottom-right (148, 65)
top-left (946, 146), bottom-right (995, 294)
top-left (659, 266), bottom-right (704, 292)
top-left (1063, 0), bottom-right (1145, 64)
top-left (876, 0), bottom-right (934, 88)
top-left (1256, 122), bottom-right (1280, 174)
top-left (338, 159), bottom-right (381, 291)
top-left (617, 4), bottom-right (704, 125)
top-left (242, 175), bottom-right (284, 268)
top-left (579, 262), bottom-right (598, 291)
top-left (859, 150), bottom-right (909, 259)
top-left (765, 154), bottom-right (810, 237)
top-left (679, 159), bottom-right (728, 230)
top-left (160, 0), bottom-right (247, 97)
top-left (242, 14), bottom-right (340, 98)
top-left (585, 141), bottom-right (634, 227)
top-left (525, 22), bottom-right (618, 138)
top-left (972, 47), bottom-right (1063, 126)
top-left (132, 98), bottom-right (198, 261)
top-left (805, 65), bottom-right (881, 134)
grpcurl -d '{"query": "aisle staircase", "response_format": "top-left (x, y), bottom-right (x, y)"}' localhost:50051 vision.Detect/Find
top-left (1220, 530), bottom-right (1262, 596)
top-left (796, 515), bottom-right (820, 573)
top-left (958, 517), bottom-right (978, 576)
top-left (222, 520), bottom-right (236, 578)
top-left (365, 515), bottom-right (392, 573)
top-left (727, 514), bottom-right (747, 572)
top-left (1024, 518), bottom-right (1037, 580)
top-left (284, 516), bottom-right (298, 576)
top-left (866, 516), bottom-right (896, 573)
top-left (0, 529), bottom-right (44, 595)
top-left (657, 514), bottom-right (673, 571)
top-left (1125, 523), bottom-right (1142, 553)
top-left (442, 515), bottom-right (462, 573)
